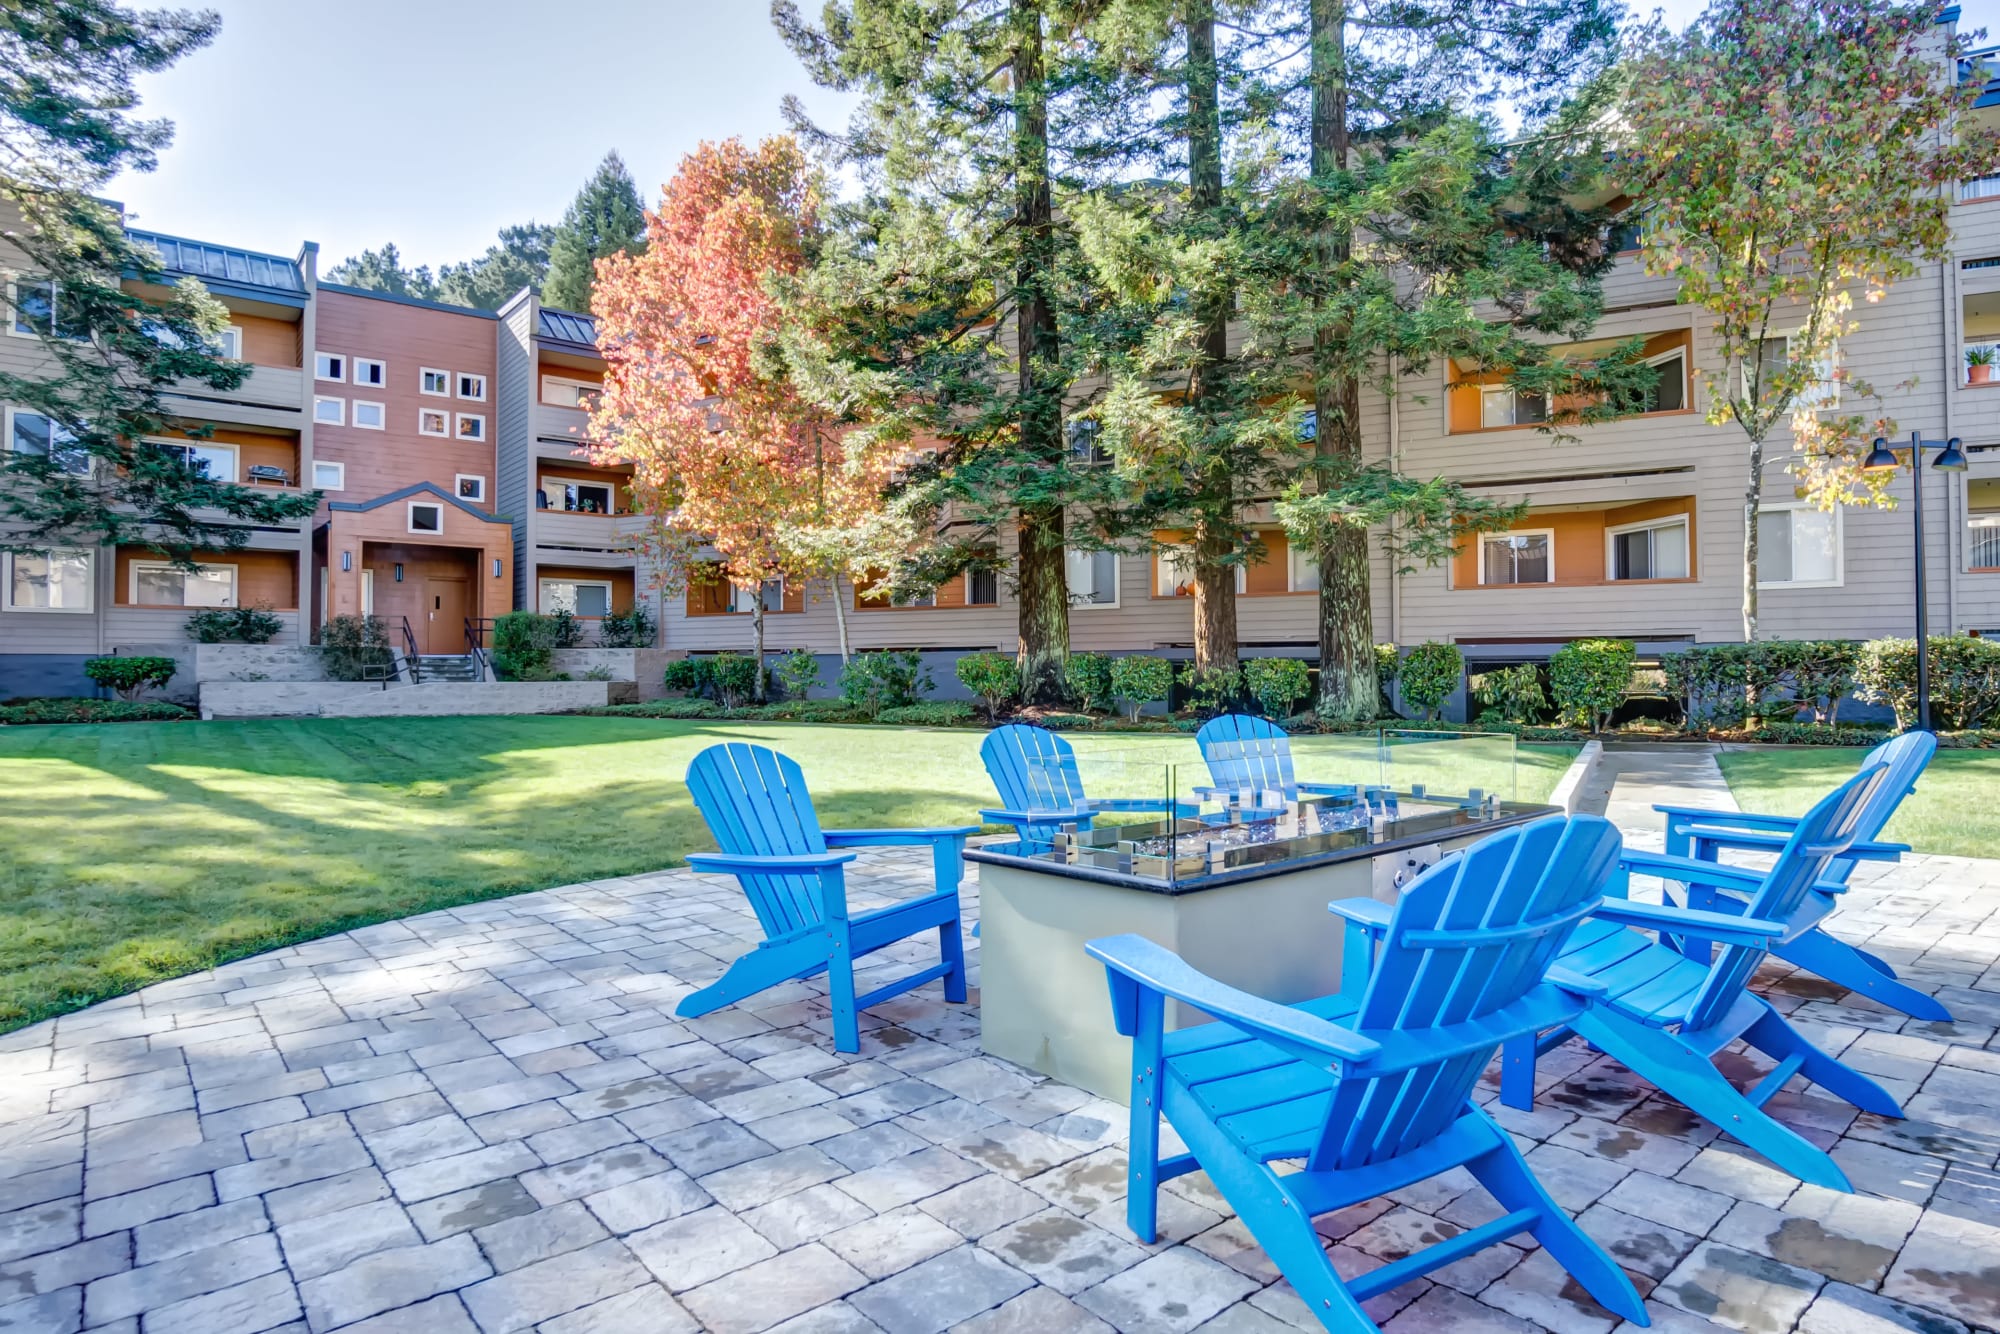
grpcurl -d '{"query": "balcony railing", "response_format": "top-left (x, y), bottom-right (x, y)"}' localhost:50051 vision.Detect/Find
top-left (1964, 175), bottom-right (2000, 203)
top-left (1972, 516), bottom-right (2000, 570)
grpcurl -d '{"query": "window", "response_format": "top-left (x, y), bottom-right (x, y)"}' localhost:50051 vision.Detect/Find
top-left (408, 502), bottom-right (444, 535)
top-left (1154, 544), bottom-right (1245, 598)
top-left (8, 277), bottom-right (80, 340)
top-left (314, 352), bottom-right (345, 382)
top-left (1298, 409), bottom-right (1318, 442)
top-left (352, 357), bottom-right (386, 389)
top-left (455, 474), bottom-right (486, 503)
top-left (352, 401), bottom-right (385, 431)
top-left (1479, 531), bottom-right (1554, 585)
top-left (455, 413), bottom-right (486, 442)
top-left (1065, 548), bottom-right (1119, 607)
top-left (7, 408), bottom-right (89, 475)
top-left (1608, 516), bottom-right (1690, 581)
top-left (312, 460), bottom-right (344, 491)
top-left (143, 320), bottom-right (241, 360)
top-left (1748, 337), bottom-right (1839, 411)
top-left (417, 408), bottom-right (449, 437)
top-left (1288, 542), bottom-right (1320, 593)
top-left (890, 588), bottom-right (936, 608)
top-left (421, 368), bottom-right (450, 396)
top-left (456, 373), bottom-right (487, 401)
top-left (541, 479), bottom-right (613, 514)
top-left (131, 560), bottom-right (235, 608)
top-left (1067, 419), bottom-right (1108, 467)
top-left (149, 438), bottom-right (238, 483)
top-left (4, 549), bottom-right (92, 613)
top-left (1758, 504), bottom-right (1841, 588)
top-left (1479, 385), bottom-right (1548, 429)
top-left (725, 579), bottom-right (785, 614)
top-left (541, 579), bottom-right (613, 618)
top-left (542, 375), bottom-right (597, 409)
top-left (1635, 348), bottom-right (1687, 414)
top-left (966, 566), bottom-right (999, 606)
top-left (313, 397), bottom-right (344, 426)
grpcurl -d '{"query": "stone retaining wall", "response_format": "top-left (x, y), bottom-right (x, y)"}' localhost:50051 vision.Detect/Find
top-left (202, 680), bottom-right (609, 719)
top-left (194, 644), bottom-right (330, 683)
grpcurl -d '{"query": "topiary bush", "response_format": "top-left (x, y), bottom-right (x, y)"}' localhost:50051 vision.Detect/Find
top-left (1857, 635), bottom-right (2000, 731)
top-left (773, 648), bottom-right (823, 701)
top-left (184, 605), bottom-right (283, 644)
top-left (709, 652), bottom-right (760, 709)
top-left (1397, 642), bottom-right (1463, 721)
top-left (1176, 663), bottom-right (1242, 718)
top-left (839, 650), bottom-right (932, 718)
top-left (954, 652), bottom-right (1019, 720)
top-left (878, 701), bottom-right (977, 727)
top-left (320, 615), bottom-right (395, 682)
top-left (1549, 638), bottom-right (1636, 732)
top-left (83, 656), bottom-right (178, 700)
top-left (1243, 659), bottom-right (1310, 719)
top-left (1109, 655), bottom-right (1173, 722)
top-left (1473, 663), bottom-right (1547, 725)
top-left (1065, 652), bottom-right (1114, 714)
top-left (491, 612), bottom-right (559, 681)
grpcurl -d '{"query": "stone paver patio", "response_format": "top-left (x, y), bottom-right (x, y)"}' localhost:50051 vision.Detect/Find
top-left (7, 833), bottom-right (2000, 1333)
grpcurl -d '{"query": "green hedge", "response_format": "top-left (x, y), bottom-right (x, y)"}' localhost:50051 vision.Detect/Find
top-left (1857, 635), bottom-right (2000, 731)
top-left (1549, 639), bottom-right (1635, 732)
top-left (0, 698), bottom-right (194, 725)
top-left (83, 656), bottom-right (178, 701)
top-left (878, 701), bottom-right (978, 727)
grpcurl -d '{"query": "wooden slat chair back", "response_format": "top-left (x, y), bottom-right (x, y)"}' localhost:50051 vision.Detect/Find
top-left (980, 724), bottom-right (1090, 846)
top-left (1196, 714), bottom-right (1299, 803)
top-left (679, 742), bottom-right (975, 1052)
top-left (1823, 730), bottom-right (1934, 887)
top-left (1087, 815), bottom-right (1647, 1332)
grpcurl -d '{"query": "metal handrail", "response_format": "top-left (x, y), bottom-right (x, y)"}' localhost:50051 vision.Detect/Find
top-left (395, 615), bottom-right (422, 684)
top-left (465, 616), bottom-right (493, 682)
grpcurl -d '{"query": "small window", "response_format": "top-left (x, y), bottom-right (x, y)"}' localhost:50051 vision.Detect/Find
top-left (966, 566), bottom-right (999, 606)
top-left (725, 579), bottom-right (785, 614)
top-left (1479, 385), bottom-right (1548, 429)
top-left (1748, 337), bottom-right (1838, 411)
top-left (418, 408), bottom-right (449, 437)
top-left (455, 413), bottom-right (486, 441)
top-left (352, 400), bottom-right (385, 431)
top-left (1758, 505), bottom-right (1841, 588)
top-left (7, 408), bottom-right (90, 475)
top-left (456, 373), bottom-right (487, 402)
top-left (1065, 547), bottom-right (1119, 608)
top-left (4, 549), bottom-right (93, 613)
top-left (542, 375), bottom-right (597, 409)
top-left (312, 460), bottom-right (344, 490)
top-left (543, 479), bottom-right (613, 514)
top-left (1608, 516), bottom-right (1690, 581)
top-left (1298, 408), bottom-right (1318, 443)
top-left (140, 320), bottom-right (239, 360)
top-left (1639, 348), bottom-right (1687, 414)
top-left (420, 367), bottom-right (450, 396)
top-left (352, 357), bottom-right (386, 389)
top-left (1153, 545), bottom-right (1244, 598)
top-left (10, 277), bottom-right (58, 338)
top-left (149, 438), bottom-right (238, 483)
top-left (1288, 542), bottom-right (1320, 593)
top-left (314, 351), bottom-right (346, 382)
top-left (1478, 531), bottom-right (1554, 586)
top-left (313, 396), bottom-right (344, 426)
top-left (541, 579), bottom-right (613, 618)
top-left (1067, 419), bottom-right (1108, 467)
top-left (455, 474), bottom-right (486, 503)
top-left (131, 560), bottom-right (235, 608)
top-left (408, 502), bottom-right (444, 535)
top-left (890, 588), bottom-right (936, 608)
top-left (215, 326), bottom-right (243, 361)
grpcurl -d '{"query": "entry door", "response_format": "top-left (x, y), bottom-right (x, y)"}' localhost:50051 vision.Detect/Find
top-left (424, 577), bottom-right (470, 654)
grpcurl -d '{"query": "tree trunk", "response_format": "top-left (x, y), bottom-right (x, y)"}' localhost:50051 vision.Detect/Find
top-left (1742, 437), bottom-right (1763, 643)
top-left (1308, 0), bottom-right (1373, 720)
top-left (1016, 505), bottom-right (1070, 702)
top-left (1186, 1), bottom-right (1238, 676)
top-left (1011, 0), bottom-right (1068, 703)
top-left (750, 594), bottom-right (768, 703)
top-left (829, 570), bottom-right (851, 663)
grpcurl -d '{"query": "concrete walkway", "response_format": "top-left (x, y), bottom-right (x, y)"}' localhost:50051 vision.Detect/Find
top-left (1574, 740), bottom-right (1739, 847)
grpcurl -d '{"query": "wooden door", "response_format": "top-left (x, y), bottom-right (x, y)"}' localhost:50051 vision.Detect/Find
top-left (424, 577), bottom-right (469, 654)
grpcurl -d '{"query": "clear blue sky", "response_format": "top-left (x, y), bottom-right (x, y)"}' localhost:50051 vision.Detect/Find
top-left (108, 0), bottom-right (1993, 273)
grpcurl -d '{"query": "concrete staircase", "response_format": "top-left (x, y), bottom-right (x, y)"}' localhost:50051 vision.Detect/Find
top-left (414, 654), bottom-right (482, 683)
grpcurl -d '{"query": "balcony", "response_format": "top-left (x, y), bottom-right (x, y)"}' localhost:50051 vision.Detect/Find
top-left (162, 364), bottom-right (306, 427)
top-left (533, 510), bottom-right (648, 553)
top-left (534, 402), bottom-right (592, 455)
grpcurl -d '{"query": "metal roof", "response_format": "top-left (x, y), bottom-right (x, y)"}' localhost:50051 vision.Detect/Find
top-left (539, 307), bottom-right (598, 346)
top-left (125, 229), bottom-right (305, 295)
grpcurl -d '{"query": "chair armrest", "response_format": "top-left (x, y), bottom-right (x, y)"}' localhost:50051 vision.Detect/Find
top-left (685, 850), bottom-right (857, 875)
top-left (977, 806), bottom-right (1091, 827)
top-left (1086, 933), bottom-right (1381, 1064)
top-left (1656, 804), bottom-right (1802, 832)
top-left (1328, 897), bottom-right (1394, 939)
top-left (824, 826), bottom-right (981, 848)
top-left (1298, 781), bottom-right (1359, 796)
top-left (1591, 896), bottom-right (1788, 945)
top-left (1619, 849), bottom-right (1771, 895)
top-left (1686, 825), bottom-right (1911, 864)
top-left (1546, 965), bottom-right (1608, 998)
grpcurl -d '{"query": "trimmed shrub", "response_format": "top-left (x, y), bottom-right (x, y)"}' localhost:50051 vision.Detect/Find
top-left (184, 605), bottom-right (283, 644)
top-left (1549, 638), bottom-right (1636, 732)
top-left (597, 604), bottom-right (655, 648)
top-left (1109, 655), bottom-right (1174, 722)
top-left (1748, 722), bottom-right (1893, 746)
top-left (549, 609), bottom-right (585, 649)
top-left (1397, 642), bottom-right (1463, 721)
top-left (1065, 652), bottom-right (1115, 714)
top-left (709, 652), bottom-right (760, 709)
top-left (0, 698), bottom-right (193, 725)
top-left (759, 698), bottom-right (866, 723)
top-left (1857, 635), bottom-right (2000, 731)
top-left (1375, 643), bottom-right (1399, 715)
top-left (1660, 644), bottom-right (1749, 732)
top-left (589, 698), bottom-right (724, 719)
top-left (955, 652), bottom-right (1019, 720)
top-left (1474, 663), bottom-right (1547, 725)
top-left (1243, 659), bottom-right (1310, 719)
top-left (773, 648), bottom-right (823, 701)
top-left (839, 650), bottom-right (932, 717)
top-left (662, 657), bottom-right (713, 696)
top-left (491, 612), bottom-right (559, 681)
top-left (1036, 711), bottom-right (1096, 730)
top-left (879, 701), bottom-right (977, 727)
top-left (319, 615), bottom-right (395, 682)
top-left (82, 656), bottom-right (177, 700)
top-left (1177, 663), bottom-right (1242, 718)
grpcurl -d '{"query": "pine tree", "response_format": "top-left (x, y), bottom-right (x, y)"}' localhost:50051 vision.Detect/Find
top-left (542, 152), bottom-right (645, 313)
top-left (325, 242), bottom-right (437, 299)
top-left (0, 0), bottom-right (320, 561)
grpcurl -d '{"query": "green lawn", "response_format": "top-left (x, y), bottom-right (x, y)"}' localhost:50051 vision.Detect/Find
top-left (0, 716), bottom-right (1577, 1032)
top-left (1716, 746), bottom-right (2000, 860)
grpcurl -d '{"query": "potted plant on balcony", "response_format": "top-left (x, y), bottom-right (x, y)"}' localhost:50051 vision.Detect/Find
top-left (1968, 346), bottom-right (1995, 385)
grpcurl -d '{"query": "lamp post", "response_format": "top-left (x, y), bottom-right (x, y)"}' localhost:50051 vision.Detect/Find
top-left (1862, 431), bottom-right (1968, 732)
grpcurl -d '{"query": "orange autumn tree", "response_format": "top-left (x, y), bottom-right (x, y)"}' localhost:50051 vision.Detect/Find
top-left (590, 136), bottom-right (886, 698)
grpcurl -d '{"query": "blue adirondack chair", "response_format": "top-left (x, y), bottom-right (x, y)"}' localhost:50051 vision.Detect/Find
top-left (979, 724), bottom-right (1194, 848)
top-left (679, 742), bottom-right (977, 1053)
top-left (1492, 765), bottom-right (1905, 1191)
top-left (1655, 731), bottom-right (1940, 1019)
top-left (1088, 814), bottom-right (1647, 1334)
top-left (1195, 713), bottom-right (1359, 809)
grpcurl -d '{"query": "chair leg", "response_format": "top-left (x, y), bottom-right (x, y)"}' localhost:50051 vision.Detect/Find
top-left (1775, 929), bottom-right (1952, 1022)
top-left (1742, 1007), bottom-right (1905, 1118)
top-left (677, 934), bottom-right (828, 1020)
top-left (828, 940), bottom-right (861, 1054)
top-left (1125, 992), bottom-right (1165, 1245)
top-left (1500, 1032), bottom-right (1538, 1111)
top-left (1463, 1113), bottom-right (1647, 1325)
top-left (1573, 1008), bottom-right (1853, 1192)
top-left (938, 918), bottom-right (968, 1005)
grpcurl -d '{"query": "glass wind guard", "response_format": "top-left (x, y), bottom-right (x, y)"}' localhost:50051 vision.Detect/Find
top-left (1380, 728), bottom-right (1519, 804)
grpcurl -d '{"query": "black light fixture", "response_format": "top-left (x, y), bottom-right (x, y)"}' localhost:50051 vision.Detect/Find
top-left (1861, 431), bottom-right (1968, 731)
